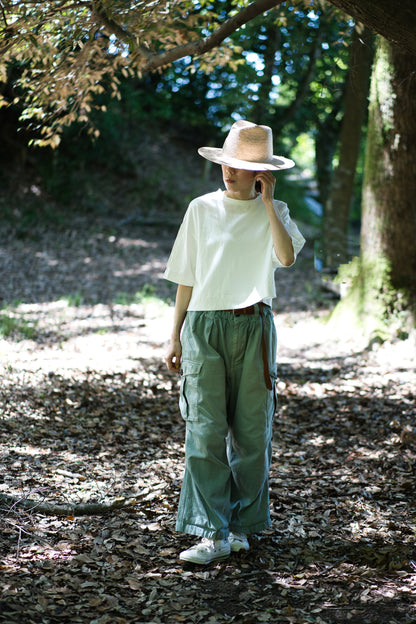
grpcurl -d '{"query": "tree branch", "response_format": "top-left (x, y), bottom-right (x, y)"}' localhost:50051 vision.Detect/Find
top-left (91, 0), bottom-right (152, 60)
top-left (0, 0), bottom-right (8, 27)
top-left (141, 0), bottom-right (285, 73)
top-left (0, 493), bottom-right (139, 517)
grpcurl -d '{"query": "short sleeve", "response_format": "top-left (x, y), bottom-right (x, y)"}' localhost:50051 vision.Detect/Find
top-left (163, 202), bottom-right (197, 286)
top-left (272, 201), bottom-right (306, 268)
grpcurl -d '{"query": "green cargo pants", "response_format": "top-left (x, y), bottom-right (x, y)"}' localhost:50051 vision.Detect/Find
top-left (176, 304), bottom-right (277, 540)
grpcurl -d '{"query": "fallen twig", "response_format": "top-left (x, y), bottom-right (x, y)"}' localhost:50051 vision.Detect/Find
top-left (317, 554), bottom-right (348, 575)
top-left (0, 493), bottom-right (138, 517)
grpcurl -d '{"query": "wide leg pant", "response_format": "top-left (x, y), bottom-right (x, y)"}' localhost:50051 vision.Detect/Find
top-left (176, 305), bottom-right (277, 540)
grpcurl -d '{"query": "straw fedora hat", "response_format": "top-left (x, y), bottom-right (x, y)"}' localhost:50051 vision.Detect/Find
top-left (198, 120), bottom-right (294, 171)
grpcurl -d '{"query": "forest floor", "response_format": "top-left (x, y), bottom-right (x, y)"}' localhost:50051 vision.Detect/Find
top-left (0, 213), bottom-right (415, 624)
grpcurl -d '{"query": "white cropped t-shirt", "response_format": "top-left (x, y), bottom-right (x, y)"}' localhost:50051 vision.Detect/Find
top-left (164, 189), bottom-right (305, 311)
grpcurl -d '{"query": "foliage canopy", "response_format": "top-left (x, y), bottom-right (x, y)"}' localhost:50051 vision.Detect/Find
top-left (1, 0), bottom-right (415, 147)
top-left (0, 0), bottom-right (284, 146)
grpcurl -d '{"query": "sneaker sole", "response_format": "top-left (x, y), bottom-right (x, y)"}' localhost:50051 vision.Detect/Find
top-left (229, 541), bottom-right (250, 552)
top-left (179, 551), bottom-right (230, 565)
top-left (230, 545), bottom-right (249, 552)
top-left (231, 545), bottom-right (250, 552)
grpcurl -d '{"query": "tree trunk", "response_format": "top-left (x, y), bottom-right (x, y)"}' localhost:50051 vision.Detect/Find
top-left (322, 25), bottom-right (373, 270)
top-left (251, 25), bottom-right (281, 125)
top-left (273, 25), bottom-right (323, 135)
top-left (331, 37), bottom-right (416, 338)
top-left (314, 101), bottom-right (342, 208)
top-left (328, 0), bottom-right (416, 57)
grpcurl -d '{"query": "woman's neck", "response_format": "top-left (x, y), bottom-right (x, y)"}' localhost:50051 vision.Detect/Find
top-left (224, 189), bottom-right (258, 201)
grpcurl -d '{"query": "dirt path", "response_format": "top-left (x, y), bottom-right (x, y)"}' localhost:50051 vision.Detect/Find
top-left (1, 217), bottom-right (415, 624)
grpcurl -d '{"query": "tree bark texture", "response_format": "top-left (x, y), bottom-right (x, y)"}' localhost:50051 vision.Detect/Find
top-left (328, 0), bottom-right (416, 57)
top-left (361, 38), bottom-right (416, 292)
top-left (333, 37), bottom-right (416, 336)
top-left (323, 25), bottom-right (373, 269)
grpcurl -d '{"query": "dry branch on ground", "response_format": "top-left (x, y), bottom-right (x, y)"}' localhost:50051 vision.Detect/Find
top-left (0, 493), bottom-right (138, 517)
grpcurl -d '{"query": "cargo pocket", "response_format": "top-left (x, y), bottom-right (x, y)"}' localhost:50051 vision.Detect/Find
top-left (179, 360), bottom-right (203, 422)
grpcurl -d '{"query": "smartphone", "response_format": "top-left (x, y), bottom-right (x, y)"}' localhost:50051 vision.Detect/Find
top-left (255, 180), bottom-right (262, 193)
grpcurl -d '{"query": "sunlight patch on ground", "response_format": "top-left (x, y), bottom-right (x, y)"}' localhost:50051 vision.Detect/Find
top-left (0, 300), bottom-right (174, 376)
top-left (276, 312), bottom-right (415, 386)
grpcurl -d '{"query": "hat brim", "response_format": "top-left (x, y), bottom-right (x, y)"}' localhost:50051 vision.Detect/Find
top-left (198, 147), bottom-right (295, 171)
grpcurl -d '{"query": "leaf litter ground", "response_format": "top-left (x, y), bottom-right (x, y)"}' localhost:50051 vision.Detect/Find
top-left (0, 216), bottom-right (415, 624)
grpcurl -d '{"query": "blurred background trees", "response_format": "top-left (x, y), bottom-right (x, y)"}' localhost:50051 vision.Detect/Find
top-left (0, 0), bottom-right (415, 339)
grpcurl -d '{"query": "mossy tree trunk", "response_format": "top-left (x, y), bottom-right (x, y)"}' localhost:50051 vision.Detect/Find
top-left (332, 37), bottom-right (416, 338)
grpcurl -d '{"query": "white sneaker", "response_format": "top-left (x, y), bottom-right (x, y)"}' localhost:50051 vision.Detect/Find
top-left (179, 538), bottom-right (230, 564)
top-left (229, 532), bottom-right (249, 552)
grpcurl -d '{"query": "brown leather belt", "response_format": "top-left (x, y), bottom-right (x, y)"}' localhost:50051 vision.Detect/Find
top-left (223, 303), bottom-right (273, 390)
top-left (224, 305), bottom-right (256, 315)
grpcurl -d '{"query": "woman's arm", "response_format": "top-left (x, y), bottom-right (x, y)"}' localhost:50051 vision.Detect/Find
top-left (256, 171), bottom-right (295, 267)
top-left (165, 284), bottom-right (193, 372)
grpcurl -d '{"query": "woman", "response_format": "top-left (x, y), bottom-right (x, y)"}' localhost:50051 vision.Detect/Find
top-left (164, 120), bottom-right (305, 564)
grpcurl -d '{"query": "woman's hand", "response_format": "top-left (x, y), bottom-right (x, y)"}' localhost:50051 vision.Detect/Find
top-left (164, 284), bottom-right (192, 373)
top-left (256, 171), bottom-right (294, 266)
top-left (165, 338), bottom-right (182, 372)
top-left (255, 171), bottom-right (276, 206)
